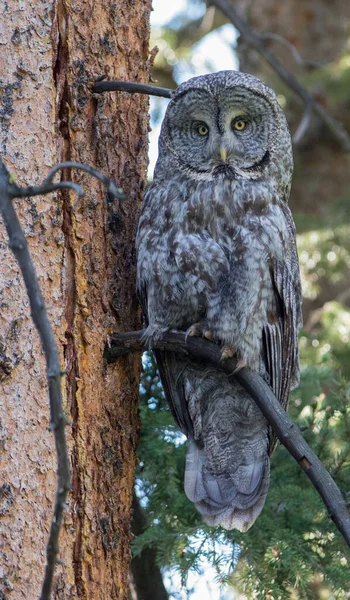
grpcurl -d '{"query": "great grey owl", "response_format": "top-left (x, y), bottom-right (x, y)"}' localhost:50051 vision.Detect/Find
top-left (136, 70), bottom-right (302, 532)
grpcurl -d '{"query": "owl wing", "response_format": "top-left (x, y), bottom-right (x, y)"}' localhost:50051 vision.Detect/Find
top-left (263, 202), bottom-right (302, 417)
top-left (153, 350), bottom-right (194, 436)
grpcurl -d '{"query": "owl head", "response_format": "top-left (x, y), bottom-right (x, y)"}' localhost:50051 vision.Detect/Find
top-left (155, 70), bottom-right (293, 200)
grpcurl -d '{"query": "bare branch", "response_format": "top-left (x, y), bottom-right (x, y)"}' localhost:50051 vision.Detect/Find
top-left (92, 80), bottom-right (173, 99)
top-left (10, 160), bottom-right (124, 201)
top-left (259, 32), bottom-right (321, 69)
top-left (0, 160), bottom-right (71, 599)
top-left (43, 161), bottom-right (125, 199)
top-left (106, 329), bottom-right (350, 549)
top-left (0, 159), bottom-right (124, 599)
top-left (292, 103), bottom-right (313, 145)
top-left (10, 180), bottom-right (85, 199)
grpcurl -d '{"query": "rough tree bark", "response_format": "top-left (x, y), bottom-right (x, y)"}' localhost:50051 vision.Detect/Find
top-left (0, 1), bottom-right (151, 598)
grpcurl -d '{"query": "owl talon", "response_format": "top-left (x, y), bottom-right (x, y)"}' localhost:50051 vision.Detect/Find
top-left (186, 323), bottom-right (203, 339)
top-left (203, 329), bottom-right (213, 340)
top-left (185, 322), bottom-right (212, 342)
top-left (220, 344), bottom-right (236, 360)
top-left (232, 358), bottom-right (247, 374)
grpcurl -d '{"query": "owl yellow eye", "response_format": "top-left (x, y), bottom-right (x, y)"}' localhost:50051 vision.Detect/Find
top-left (233, 118), bottom-right (247, 131)
top-left (195, 123), bottom-right (209, 136)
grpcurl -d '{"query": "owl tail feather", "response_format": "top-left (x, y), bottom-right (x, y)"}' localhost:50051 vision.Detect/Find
top-left (184, 439), bottom-right (270, 532)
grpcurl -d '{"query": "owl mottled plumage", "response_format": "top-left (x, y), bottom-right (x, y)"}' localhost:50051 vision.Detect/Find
top-left (136, 71), bottom-right (302, 532)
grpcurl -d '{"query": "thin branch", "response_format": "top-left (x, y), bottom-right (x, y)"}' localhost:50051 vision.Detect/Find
top-left (0, 160), bottom-right (71, 599)
top-left (10, 181), bottom-right (85, 199)
top-left (105, 329), bottom-right (350, 549)
top-left (92, 80), bottom-right (173, 99)
top-left (292, 103), bottom-right (313, 145)
top-left (259, 32), bottom-right (321, 69)
top-left (209, 0), bottom-right (350, 152)
top-left (43, 161), bottom-right (125, 199)
top-left (10, 160), bottom-right (124, 200)
top-left (0, 159), bottom-right (124, 599)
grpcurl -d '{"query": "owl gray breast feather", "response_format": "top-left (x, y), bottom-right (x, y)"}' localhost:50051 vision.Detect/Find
top-left (136, 70), bottom-right (302, 532)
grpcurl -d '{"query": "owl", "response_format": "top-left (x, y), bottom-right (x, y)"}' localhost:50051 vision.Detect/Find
top-left (136, 70), bottom-right (302, 532)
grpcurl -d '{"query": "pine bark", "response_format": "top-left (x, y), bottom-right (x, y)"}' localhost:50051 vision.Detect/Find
top-left (0, 1), bottom-right (150, 598)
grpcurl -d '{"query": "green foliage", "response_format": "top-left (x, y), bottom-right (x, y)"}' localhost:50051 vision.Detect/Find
top-left (134, 351), bottom-right (350, 599)
top-left (297, 221), bottom-right (350, 301)
top-left (297, 56), bottom-right (350, 108)
top-left (296, 209), bottom-right (350, 378)
top-left (230, 370), bottom-right (350, 599)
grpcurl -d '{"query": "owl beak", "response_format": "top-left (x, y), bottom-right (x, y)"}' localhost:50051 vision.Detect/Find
top-left (219, 147), bottom-right (228, 162)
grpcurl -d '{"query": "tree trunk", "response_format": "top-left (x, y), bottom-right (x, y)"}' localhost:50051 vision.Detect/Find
top-left (129, 495), bottom-right (169, 600)
top-left (0, 1), bottom-right (150, 598)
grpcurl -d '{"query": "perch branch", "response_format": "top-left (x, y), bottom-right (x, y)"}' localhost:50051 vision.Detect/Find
top-left (106, 329), bottom-right (350, 549)
top-left (0, 160), bottom-right (122, 599)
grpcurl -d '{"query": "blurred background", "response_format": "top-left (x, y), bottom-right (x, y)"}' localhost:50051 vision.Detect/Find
top-left (130, 2), bottom-right (350, 599)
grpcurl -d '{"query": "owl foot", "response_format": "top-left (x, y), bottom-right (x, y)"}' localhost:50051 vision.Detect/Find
top-left (185, 321), bottom-right (213, 341)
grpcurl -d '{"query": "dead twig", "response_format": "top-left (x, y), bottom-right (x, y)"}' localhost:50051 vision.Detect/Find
top-left (11, 161), bottom-right (124, 200)
top-left (259, 32), bottom-right (321, 69)
top-left (0, 160), bottom-right (71, 599)
top-left (292, 103), bottom-right (313, 145)
top-left (92, 80), bottom-right (173, 99)
top-left (105, 329), bottom-right (350, 549)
